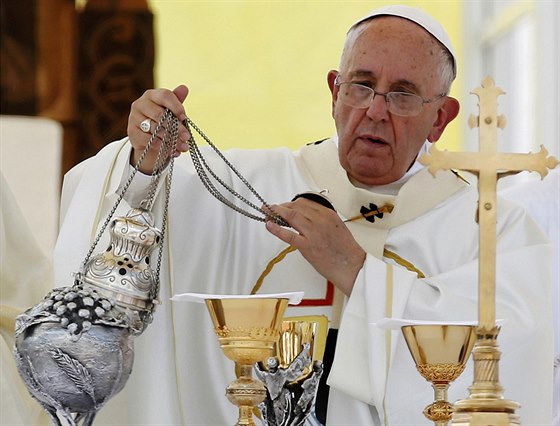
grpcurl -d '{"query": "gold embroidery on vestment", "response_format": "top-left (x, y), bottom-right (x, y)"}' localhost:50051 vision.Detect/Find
top-left (383, 249), bottom-right (425, 278)
top-left (251, 246), bottom-right (296, 295)
top-left (344, 203), bottom-right (395, 223)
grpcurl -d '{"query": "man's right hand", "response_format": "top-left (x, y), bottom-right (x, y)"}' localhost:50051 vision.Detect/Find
top-left (127, 85), bottom-right (192, 174)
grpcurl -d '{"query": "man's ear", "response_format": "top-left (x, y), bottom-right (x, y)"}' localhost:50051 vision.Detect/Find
top-left (327, 70), bottom-right (339, 115)
top-left (427, 96), bottom-right (460, 142)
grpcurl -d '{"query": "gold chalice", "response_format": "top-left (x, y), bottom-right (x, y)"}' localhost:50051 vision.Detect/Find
top-left (204, 296), bottom-right (290, 426)
top-left (402, 324), bottom-right (476, 426)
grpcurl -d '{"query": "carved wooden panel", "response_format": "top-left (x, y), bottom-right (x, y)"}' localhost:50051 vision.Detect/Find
top-left (0, 0), bottom-right (154, 174)
top-left (77, 4), bottom-right (154, 161)
top-left (0, 0), bottom-right (38, 115)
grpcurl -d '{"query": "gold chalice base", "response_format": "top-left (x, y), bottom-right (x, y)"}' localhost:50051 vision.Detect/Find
top-left (402, 324), bottom-right (476, 425)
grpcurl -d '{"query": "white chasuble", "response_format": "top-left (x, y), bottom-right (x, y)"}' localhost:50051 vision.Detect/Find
top-left (52, 137), bottom-right (554, 425)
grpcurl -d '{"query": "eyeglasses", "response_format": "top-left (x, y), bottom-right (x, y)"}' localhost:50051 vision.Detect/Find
top-left (335, 77), bottom-right (445, 117)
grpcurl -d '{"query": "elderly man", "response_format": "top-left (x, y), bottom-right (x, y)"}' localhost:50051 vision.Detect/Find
top-left (53, 5), bottom-right (553, 425)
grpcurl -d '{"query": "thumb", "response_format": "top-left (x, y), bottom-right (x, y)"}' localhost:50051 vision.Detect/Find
top-left (173, 84), bottom-right (189, 103)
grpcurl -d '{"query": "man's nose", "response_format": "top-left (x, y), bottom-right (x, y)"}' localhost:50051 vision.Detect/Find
top-left (366, 93), bottom-right (390, 121)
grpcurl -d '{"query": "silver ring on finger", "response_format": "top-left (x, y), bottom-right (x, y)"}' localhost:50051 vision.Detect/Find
top-left (140, 118), bottom-right (152, 133)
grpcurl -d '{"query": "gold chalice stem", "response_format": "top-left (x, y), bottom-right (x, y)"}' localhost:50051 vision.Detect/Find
top-left (424, 382), bottom-right (453, 426)
top-left (226, 364), bottom-right (266, 426)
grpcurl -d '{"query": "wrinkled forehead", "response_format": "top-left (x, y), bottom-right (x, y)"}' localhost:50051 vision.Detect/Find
top-left (341, 18), bottom-right (447, 94)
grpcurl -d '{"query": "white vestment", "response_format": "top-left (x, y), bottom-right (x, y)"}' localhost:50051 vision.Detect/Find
top-left (51, 137), bottom-right (553, 425)
top-left (501, 169), bottom-right (559, 426)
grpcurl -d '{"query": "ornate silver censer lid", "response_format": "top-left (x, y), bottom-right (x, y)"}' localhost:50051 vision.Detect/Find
top-left (77, 207), bottom-right (162, 334)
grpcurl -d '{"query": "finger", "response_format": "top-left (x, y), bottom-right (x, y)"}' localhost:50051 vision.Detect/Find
top-left (177, 121), bottom-right (192, 147)
top-left (262, 204), bottom-right (286, 223)
top-left (128, 121), bottom-right (189, 169)
top-left (147, 90), bottom-right (191, 137)
top-left (129, 90), bottom-right (165, 124)
top-left (129, 108), bottom-right (190, 148)
top-left (155, 119), bottom-right (190, 153)
top-left (263, 204), bottom-right (295, 227)
top-left (265, 220), bottom-right (302, 248)
top-left (129, 88), bottom-right (188, 133)
top-left (128, 108), bottom-right (159, 154)
top-left (146, 87), bottom-right (188, 122)
top-left (268, 203), bottom-right (318, 231)
top-left (175, 138), bottom-right (190, 155)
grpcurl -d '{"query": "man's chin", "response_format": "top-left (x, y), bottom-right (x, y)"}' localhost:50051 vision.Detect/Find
top-left (347, 170), bottom-right (399, 187)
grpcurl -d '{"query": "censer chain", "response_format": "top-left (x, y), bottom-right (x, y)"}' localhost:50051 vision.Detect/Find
top-left (80, 109), bottom-right (178, 294)
top-left (182, 114), bottom-right (289, 227)
top-left (81, 108), bottom-right (288, 282)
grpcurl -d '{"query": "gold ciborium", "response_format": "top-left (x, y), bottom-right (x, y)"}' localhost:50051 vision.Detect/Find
top-left (204, 296), bottom-right (291, 426)
top-left (255, 315), bottom-right (328, 426)
top-left (402, 324), bottom-right (476, 426)
top-left (275, 315), bottom-right (328, 374)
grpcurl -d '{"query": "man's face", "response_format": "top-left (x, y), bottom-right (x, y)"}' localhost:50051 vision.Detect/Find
top-left (329, 17), bottom-right (458, 186)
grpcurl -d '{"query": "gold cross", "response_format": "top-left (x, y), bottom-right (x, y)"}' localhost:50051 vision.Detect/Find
top-left (419, 76), bottom-right (559, 331)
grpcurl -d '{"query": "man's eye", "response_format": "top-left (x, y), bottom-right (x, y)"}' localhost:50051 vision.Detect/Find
top-left (392, 92), bottom-right (413, 98)
top-left (393, 89), bottom-right (416, 96)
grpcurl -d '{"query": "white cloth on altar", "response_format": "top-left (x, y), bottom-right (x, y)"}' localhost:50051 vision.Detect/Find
top-left (51, 137), bottom-right (554, 425)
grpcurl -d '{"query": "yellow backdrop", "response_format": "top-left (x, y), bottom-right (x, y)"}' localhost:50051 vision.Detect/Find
top-left (151, 0), bottom-right (462, 151)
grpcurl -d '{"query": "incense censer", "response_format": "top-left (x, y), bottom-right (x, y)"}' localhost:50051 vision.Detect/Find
top-left (14, 208), bottom-right (162, 426)
top-left (13, 108), bottom-right (178, 426)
